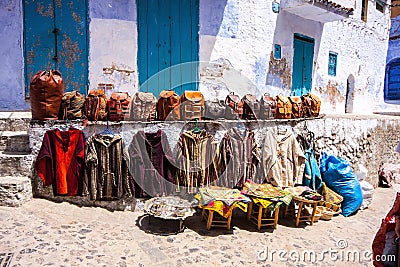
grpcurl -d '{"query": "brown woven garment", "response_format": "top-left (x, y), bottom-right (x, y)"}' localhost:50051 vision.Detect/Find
top-left (30, 70), bottom-right (64, 120)
top-left (157, 90), bottom-right (180, 121)
top-left (83, 90), bottom-right (108, 121)
top-left (58, 91), bottom-right (85, 120)
top-left (131, 92), bottom-right (157, 121)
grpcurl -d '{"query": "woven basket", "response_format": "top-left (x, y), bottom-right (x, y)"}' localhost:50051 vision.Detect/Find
top-left (318, 206), bottom-right (335, 220)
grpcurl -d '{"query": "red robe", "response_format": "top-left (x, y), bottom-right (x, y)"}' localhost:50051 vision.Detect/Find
top-left (36, 128), bottom-right (85, 196)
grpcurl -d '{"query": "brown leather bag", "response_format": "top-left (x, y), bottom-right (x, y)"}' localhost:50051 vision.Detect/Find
top-left (157, 90), bottom-right (180, 121)
top-left (30, 70), bottom-right (64, 120)
top-left (131, 92), bottom-right (157, 121)
top-left (302, 93), bottom-right (321, 117)
top-left (275, 95), bottom-right (292, 119)
top-left (225, 92), bottom-right (243, 119)
top-left (289, 96), bottom-right (303, 118)
top-left (241, 94), bottom-right (260, 120)
top-left (180, 91), bottom-right (205, 120)
top-left (83, 89), bottom-right (108, 121)
top-left (108, 92), bottom-right (132, 121)
top-left (205, 99), bottom-right (226, 119)
top-left (259, 93), bottom-right (277, 119)
top-left (58, 91), bottom-right (85, 120)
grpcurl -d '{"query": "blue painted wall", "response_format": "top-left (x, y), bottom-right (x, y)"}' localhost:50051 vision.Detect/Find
top-left (0, 0), bottom-right (29, 110)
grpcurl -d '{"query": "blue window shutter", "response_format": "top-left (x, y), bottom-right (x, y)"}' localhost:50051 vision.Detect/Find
top-left (328, 52), bottom-right (337, 76)
top-left (274, 44), bottom-right (281, 60)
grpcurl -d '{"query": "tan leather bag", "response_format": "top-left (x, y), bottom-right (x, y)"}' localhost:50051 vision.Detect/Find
top-left (225, 92), bottom-right (243, 119)
top-left (289, 96), bottom-right (303, 118)
top-left (157, 90), bottom-right (180, 121)
top-left (275, 95), bottom-right (292, 119)
top-left (131, 92), bottom-right (157, 121)
top-left (58, 91), bottom-right (85, 120)
top-left (259, 93), bottom-right (277, 119)
top-left (30, 70), bottom-right (64, 120)
top-left (83, 89), bottom-right (108, 121)
top-left (108, 92), bottom-right (132, 121)
top-left (302, 93), bottom-right (321, 117)
top-left (180, 91), bottom-right (205, 120)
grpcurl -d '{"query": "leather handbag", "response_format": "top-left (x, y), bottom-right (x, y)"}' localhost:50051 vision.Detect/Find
top-left (204, 99), bottom-right (226, 119)
top-left (157, 90), bottom-right (180, 121)
top-left (225, 92), bottom-right (243, 119)
top-left (83, 89), bottom-right (108, 121)
top-left (131, 92), bottom-right (157, 121)
top-left (108, 92), bottom-right (132, 121)
top-left (180, 91), bottom-right (205, 120)
top-left (241, 94), bottom-right (260, 120)
top-left (58, 91), bottom-right (85, 120)
top-left (275, 95), bottom-right (292, 119)
top-left (302, 93), bottom-right (321, 117)
top-left (259, 93), bottom-right (277, 119)
top-left (289, 96), bottom-right (303, 118)
top-left (30, 70), bottom-right (63, 120)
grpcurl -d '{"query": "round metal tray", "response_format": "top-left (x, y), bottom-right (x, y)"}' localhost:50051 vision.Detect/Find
top-left (143, 196), bottom-right (196, 220)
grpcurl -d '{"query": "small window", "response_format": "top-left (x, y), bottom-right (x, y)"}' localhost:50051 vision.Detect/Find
top-left (376, 1), bottom-right (384, 13)
top-left (274, 44), bottom-right (281, 60)
top-left (361, 0), bottom-right (368, 22)
top-left (328, 52), bottom-right (337, 76)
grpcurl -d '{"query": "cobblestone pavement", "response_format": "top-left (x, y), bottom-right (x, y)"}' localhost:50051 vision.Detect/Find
top-left (0, 187), bottom-right (396, 267)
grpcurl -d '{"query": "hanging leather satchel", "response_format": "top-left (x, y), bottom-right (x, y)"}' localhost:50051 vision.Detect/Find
top-left (302, 93), bottom-right (321, 117)
top-left (289, 96), bottom-right (304, 118)
top-left (30, 70), bottom-right (64, 120)
top-left (275, 95), bottom-right (292, 119)
top-left (83, 89), bottom-right (108, 121)
top-left (180, 91), bottom-right (205, 120)
top-left (108, 92), bottom-right (132, 121)
top-left (157, 90), bottom-right (180, 121)
top-left (131, 92), bottom-right (157, 121)
top-left (241, 94), bottom-right (260, 120)
top-left (58, 91), bottom-right (85, 120)
top-left (204, 99), bottom-right (226, 120)
top-left (259, 93), bottom-right (277, 119)
top-left (225, 92), bottom-right (243, 119)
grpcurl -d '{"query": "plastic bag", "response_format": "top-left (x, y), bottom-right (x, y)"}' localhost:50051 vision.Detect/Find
top-left (319, 152), bottom-right (363, 217)
top-left (356, 164), bottom-right (374, 209)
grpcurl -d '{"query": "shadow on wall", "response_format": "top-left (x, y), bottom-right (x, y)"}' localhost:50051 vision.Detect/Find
top-left (264, 10), bottom-right (324, 96)
top-left (199, 0), bottom-right (229, 62)
top-left (346, 74), bottom-right (355, 113)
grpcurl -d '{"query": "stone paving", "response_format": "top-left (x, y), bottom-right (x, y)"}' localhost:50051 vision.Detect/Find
top-left (0, 187), bottom-right (397, 267)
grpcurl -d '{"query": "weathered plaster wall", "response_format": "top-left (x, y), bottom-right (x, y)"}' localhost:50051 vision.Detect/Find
top-left (0, 1), bottom-right (29, 111)
top-left (198, 0), bottom-right (396, 114)
top-left (88, 0), bottom-right (138, 97)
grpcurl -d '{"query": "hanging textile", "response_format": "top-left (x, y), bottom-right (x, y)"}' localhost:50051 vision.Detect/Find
top-left (84, 133), bottom-right (132, 200)
top-left (259, 128), bottom-right (306, 188)
top-left (175, 129), bottom-right (219, 193)
top-left (217, 127), bottom-right (260, 189)
top-left (127, 129), bottom-right (176, 198)
top-left (35, 127), bottom-right (85, 196)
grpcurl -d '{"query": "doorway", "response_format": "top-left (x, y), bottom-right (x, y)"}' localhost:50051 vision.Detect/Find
top-left (292, 34), bottom-right (315, 96)
top-left (23, 0), bottom-right (88, 98)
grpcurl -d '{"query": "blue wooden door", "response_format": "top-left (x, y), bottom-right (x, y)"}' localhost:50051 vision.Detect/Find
top-left (292, 34), bottom-right (314, 96)
top-left (137, 0), bottom-right (199, 97)
top-left (23, 0), bottom-right (88, 98)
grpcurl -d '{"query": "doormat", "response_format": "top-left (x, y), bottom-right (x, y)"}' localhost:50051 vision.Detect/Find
top-left (0, 253), bottom-right (14, 267)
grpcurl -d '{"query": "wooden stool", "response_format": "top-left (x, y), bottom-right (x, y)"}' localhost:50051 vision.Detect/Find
top-left (284, 197), bottom-right (318, 227)
top-left (247, 200), bottom-right (280, 230)
top-left (201, 208), bottom-right (232, 230)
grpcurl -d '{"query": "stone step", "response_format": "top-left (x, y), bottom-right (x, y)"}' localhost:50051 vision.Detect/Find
top-left (0, 131), bottom-right (30, 153)
top-left (0, 112), bottom-right (31, 131)
top-left (0, 176), bottom-right (32, 207)
top-left (0, 152), bottom-right (33, 177)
